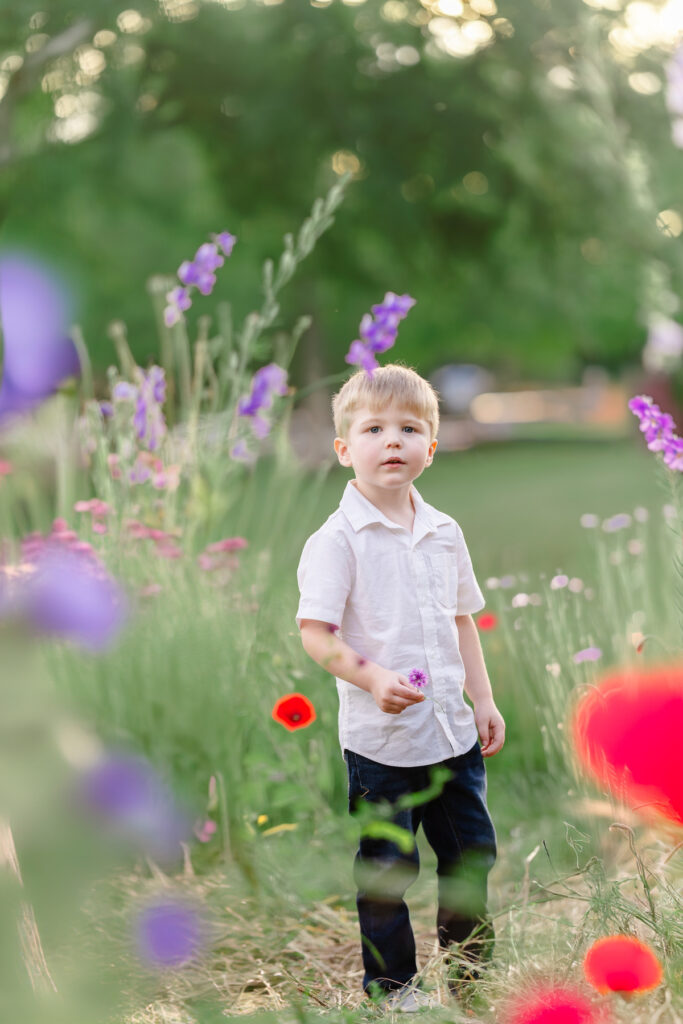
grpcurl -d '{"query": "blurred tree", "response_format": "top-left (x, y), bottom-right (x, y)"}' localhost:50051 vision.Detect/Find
top-left (0, 0), bottom-right (681, 392)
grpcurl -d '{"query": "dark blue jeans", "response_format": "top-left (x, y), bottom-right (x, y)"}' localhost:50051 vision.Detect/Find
top-left (344, 740), bottom-right (497, 994)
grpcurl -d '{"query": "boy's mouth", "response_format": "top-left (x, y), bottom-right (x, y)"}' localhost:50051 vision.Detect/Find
top-left (382, 458), bottom-right (405, 465)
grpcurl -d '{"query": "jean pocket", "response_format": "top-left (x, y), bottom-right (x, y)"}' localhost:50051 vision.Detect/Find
top-left (429, 552), bottom-right (458, 610)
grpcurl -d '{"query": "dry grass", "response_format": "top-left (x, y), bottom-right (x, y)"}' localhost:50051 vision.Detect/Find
top-left (104, 820), bottom-right (683, 1024)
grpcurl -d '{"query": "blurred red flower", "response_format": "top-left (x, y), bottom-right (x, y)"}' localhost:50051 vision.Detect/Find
top-left (477, 612), bottom-right (498, 631)
top-left (583, 935), bottom-right (663, 994)
top-left (502, 982), bottom-right (609, 1023)
top-left (272, 693), bottom-right (316, 731)
top-left (570, 664), bottom-right (683, 827)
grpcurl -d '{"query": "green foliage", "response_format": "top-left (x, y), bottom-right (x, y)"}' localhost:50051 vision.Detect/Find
top-left (2, 0), bottom-right (682, 382)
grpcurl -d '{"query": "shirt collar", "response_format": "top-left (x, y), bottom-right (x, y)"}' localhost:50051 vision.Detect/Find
top-left (339, 478), bottom-right (451, 535)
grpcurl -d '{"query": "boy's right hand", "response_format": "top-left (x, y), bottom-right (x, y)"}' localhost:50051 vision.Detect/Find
top-left (369, 667), bottom-right (426, 715)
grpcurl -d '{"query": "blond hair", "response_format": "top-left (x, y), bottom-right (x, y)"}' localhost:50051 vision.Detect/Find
top-left (332, 363), bottom-right (440, 441)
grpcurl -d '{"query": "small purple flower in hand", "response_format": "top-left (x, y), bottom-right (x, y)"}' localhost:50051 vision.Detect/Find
top-left (409, 668), bottom-right (429, 688)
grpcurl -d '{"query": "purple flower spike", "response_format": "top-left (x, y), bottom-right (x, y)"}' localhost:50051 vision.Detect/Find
top-left (80, 752), bottom-right (190, 860)
top-left (0, 253), bottom-right (80, 420)
top-left (629, 393), bottom-right (683, 472)
top-left (21, 548), bottom-right (128, 651)
top-left (345, 291), bottom-right (416, 378)
top-left (237, 363), bottom-right (288, 416)
top-left (135, 901), bottom-right (204, 968)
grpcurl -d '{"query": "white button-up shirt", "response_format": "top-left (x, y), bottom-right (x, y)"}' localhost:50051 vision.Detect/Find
top-left (296, 479), bottom-right (486, 766)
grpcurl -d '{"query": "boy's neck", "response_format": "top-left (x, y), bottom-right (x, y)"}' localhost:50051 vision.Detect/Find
top-left (351, 478), bottom-right (416, 528)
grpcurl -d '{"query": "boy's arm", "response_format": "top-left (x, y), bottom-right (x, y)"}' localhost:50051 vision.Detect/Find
top-left (455, 613), bottom-right (505, 757)
top-left (299, 620), bottom-right (425, 715)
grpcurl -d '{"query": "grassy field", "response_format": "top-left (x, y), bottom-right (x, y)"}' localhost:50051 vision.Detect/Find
top-left (27, 435), bottom-right (678, 1023)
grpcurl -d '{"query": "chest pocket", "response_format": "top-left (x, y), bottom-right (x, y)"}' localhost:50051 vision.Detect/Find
top-left (429, 552), bottom-right (458, 611)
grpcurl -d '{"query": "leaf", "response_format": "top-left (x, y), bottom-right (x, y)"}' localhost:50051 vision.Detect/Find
top-left (360, 820), bottom-right (415, 855)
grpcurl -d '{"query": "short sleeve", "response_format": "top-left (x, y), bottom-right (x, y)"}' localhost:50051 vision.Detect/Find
top-left (295, 529), bottom-right (354, 631)
top-left (455, 523), bottom-right (485, 615)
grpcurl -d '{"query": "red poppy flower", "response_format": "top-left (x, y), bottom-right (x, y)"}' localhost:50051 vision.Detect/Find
top-left (272, 693), bottom-right (316, 732)
top-left (477, 612), bottom-right (498, 631)
top-left (570, 664), bottom-right (683, 827)
top-left (502, 982), bottom-right (608, 1023)
top-left (583, 935), bottom-right (663, 995)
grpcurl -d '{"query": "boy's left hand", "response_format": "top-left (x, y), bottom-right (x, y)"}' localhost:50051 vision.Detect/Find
top-left (474, 700), bottom-right (505, 757)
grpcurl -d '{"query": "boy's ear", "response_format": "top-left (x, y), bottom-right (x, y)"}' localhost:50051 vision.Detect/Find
top-left (334, 437), bottom-right (350, 465)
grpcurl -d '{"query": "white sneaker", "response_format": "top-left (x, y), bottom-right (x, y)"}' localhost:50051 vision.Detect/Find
top-left (379, 986), bottom-right (438, 1013)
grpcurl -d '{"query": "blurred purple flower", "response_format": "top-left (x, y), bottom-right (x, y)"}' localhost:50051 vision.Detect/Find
top-left (135, 900), bottom-right (204, 968)
top-left (114, 368), bottom-right (167, 451)
top-left (164, 286), bottom-right (192, 328)
top-left (372, 293), bottom-right (416, 318)
top-left (113, 381), bottom-right (137, 402)
top-left (18, 547), bottom-right (127, 650)
top-left (0, 254), bottom-right (80, 419)
top-left (230, 439), bottom-right (253, 462)
top-left (345, 339), bottom-right (380, 377)
top-left (629, 394), bottom-right (683, 471)
top-left (130, 460), bottom-right (152, 484)
top-left (236, 364), bottom-right (288, 445)
top-left (214, 231), bottom-right (237, 257)
top-left (602, 513), bottom-right (632, 532)
top-left (573, 646), bottom-right (603, 664)
top-left (167, 233), bottom-right (236, 323)
top-left (177, 261), bottom-right (200, 287)
top-left (196, 271), bottom-right (217, 296)
top-left (409, 668), bottom-right (428, 688)
top-left (345, 292), bottom-right (416, 378)
top-left (194, 242), bottom-right (224, 273)
top-left (79, 752), bottom-right (190, 860)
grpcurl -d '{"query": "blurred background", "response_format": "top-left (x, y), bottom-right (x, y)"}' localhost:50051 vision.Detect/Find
top-left (1, 6), bottom-right (682, 1020)
top-left (2, 0), bottom-right (682, 437)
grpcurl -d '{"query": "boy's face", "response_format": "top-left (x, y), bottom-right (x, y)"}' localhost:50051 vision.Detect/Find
top-left (334, 403), bottom-right (437, 488)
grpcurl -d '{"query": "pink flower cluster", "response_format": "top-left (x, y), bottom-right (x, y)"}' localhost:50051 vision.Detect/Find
top-left (21, 518), bottom-right (98, 565)
top-left (197, 536), bottom-right (248, 573)
top-left (108, 452), bottom-right (180, 490)
top-left (75, 498), bottom-right (111, 535)
top-left (126, 520), bottom-right (184, 559)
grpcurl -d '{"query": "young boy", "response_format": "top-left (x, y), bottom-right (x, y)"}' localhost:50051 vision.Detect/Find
top-left (296, 364), bottom-right (505, 1011)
